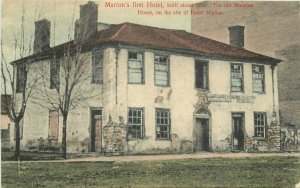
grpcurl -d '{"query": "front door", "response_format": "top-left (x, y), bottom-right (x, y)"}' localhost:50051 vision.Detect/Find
top-left (90, 109), bottom-right (102, 152)
top-left (195, 118), bottom-right (209, 151)
top-left (232, 113), bottom-right (244, 150)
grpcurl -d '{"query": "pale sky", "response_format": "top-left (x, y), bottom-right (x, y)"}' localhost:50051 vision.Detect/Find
top-left (1, 0), bottom-right (193, 63)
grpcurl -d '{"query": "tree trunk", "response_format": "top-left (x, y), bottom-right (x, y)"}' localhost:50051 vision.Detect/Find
top-left (14, 121), bottom-right (21, 160)
top-left (62, 115), bottom-right (68, 159)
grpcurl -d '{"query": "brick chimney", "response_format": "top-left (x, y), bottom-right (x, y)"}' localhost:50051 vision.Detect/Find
top-left (74, 1), bottom-right (98, 42)
top-left (228, 26), bottom-right (245, 48)
top-left (34, 19), bottom-right (51, 53)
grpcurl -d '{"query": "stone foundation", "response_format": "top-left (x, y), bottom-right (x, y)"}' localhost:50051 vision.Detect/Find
top-left (244, 122), bottom-right (281, 152)
top-left (103, 117), bottom-right (127, 155)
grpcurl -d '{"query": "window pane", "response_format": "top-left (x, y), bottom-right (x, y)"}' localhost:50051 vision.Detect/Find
top-left (231, 64), bottom-right (243, 92)
top-left (128, 52), bottom-right (143, 83)
top-left (252, 65), bottom-right (264, 92)
top-left (155, 55), bottom-right (169, 86)
top-left (155, 109), bottom-right (170, 139)
top-left (128, 71), bottom-right (142, 83)
top-left (92, 51), bottom-right (103, 84)
top-left (129, 60), bottom-right (142, 68)
top-left (127, 108), bottom-right (143, 139)
top-left (254, 113), bottom-right (266, 138)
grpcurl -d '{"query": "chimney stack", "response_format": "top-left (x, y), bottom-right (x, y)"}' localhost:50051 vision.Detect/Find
top-left (34, 19), bottom-right (51, 53)
top-left (228, 26), bottom-right (245, 48)
top-left (74, 1), bottom-right (98, 42)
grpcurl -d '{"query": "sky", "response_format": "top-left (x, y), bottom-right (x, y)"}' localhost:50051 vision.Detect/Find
top-left (1, 0), bottom-right (193, 63)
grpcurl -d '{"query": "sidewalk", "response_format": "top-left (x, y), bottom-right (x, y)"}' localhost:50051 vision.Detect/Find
top-left (2, 152), bottom-right (300, 163)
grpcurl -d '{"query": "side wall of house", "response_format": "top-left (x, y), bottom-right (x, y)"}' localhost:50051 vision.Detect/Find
top-left (14, 50), bottom-right (105, 153)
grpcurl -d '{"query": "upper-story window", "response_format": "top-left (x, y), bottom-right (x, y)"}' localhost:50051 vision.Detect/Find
top-left (154, 55), bottom-right (169, 86)
top-left (128, 52), bottom-right (144, 84)
top-left (231, 64), bottom-right (243, 92)
top-left (92, 51), bottom-right (103, 84)
top-left (252, 65), bottom-right (265, 93)
top-left (50, 59), bottom-right (60, 89)
top-left (16, 64), bottom-right (25, 93)
top-left (195, 60), bottom-right (209, 89)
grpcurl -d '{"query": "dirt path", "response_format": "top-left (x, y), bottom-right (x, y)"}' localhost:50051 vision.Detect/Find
top-left (2, 152), bottom-right (300, 164)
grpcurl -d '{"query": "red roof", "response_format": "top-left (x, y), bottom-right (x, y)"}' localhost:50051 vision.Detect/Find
top-left (12, 22), bottom-right (281, 64)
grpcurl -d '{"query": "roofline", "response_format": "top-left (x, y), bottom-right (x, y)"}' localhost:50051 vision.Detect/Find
top-left (10, 40), bottom-right (282, 65)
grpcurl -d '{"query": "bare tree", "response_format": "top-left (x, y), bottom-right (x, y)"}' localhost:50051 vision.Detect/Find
top-left (32, 40), bottom-right (100, 159)
top-left (1, 1), bottom-right (39, 159)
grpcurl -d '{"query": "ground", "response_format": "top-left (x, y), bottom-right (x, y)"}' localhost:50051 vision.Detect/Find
top-left (2, 152), bottom-right (300, 187)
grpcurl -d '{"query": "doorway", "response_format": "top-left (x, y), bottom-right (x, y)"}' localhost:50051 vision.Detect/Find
top-left (232, 113), bottom-right (244, 150)
top-left (195, 118), bottom-right (210, 151)
top-left (90, 108), bottom-right (102, 152)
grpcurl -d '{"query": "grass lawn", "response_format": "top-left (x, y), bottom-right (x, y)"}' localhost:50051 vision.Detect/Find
top-left (2, 156), bottom-right (300, 187)
top-left (1, 151), bottom-right (63, 161)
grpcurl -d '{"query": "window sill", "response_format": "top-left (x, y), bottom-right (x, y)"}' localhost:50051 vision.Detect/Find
top-left (128, 82), bottom-right (145, 85)
top-left (253, 137), bottom-right (266, 141)
top-left (230, 91), bottom-right (244, 93)
top-left (127, 138), bottom-right (145, 141)
top-left (155, 138), bottom-right (172, 141)
top-left (195, 88), bottom-right (209, 92)
top-left (253, 91), bottom-right (265, 95)
top-left (155, 84), bottom-right (170, 87)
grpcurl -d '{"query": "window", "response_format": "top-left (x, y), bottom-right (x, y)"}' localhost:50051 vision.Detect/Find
top-left (16, 64), bottom-right (25, 93)
top-left (195, 60), bottom-right (208, 89)
top-left (252, 65), bottom-right (265, 93)
top-left (128, 52), bottom-right (144, 84)
top-left (127, 108), bottom-right (144, 139)
top-left (154, 55), bottom-right (169, 86)
top-left (50, 59), bottom-right (60, 89)
top-left (49, 110), bottom-right (59, 140)
top-left (254, 112), bottom-right (267, 138)
top-left (92, 51), bottom-right (103, 84)
top-left (1, 124), bottom-right (10, 142)
top-left (231, 64), bottom-right (243, 92)
top-left (156, 109), bottom-right (171, 139)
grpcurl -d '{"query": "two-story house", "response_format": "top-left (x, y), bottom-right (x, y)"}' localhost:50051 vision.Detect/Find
top-left (10, 1), bottom-right (281, 154)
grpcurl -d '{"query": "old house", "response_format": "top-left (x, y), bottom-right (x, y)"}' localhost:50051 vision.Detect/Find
top-left (10, 1), bottom-right (281, 154)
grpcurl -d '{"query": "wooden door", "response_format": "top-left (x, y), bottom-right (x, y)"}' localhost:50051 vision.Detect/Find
top-left (232, 113), bottom-right (244, 150)
top-left (195, 118), bottom-right (209, 151)
top-left (91, 110), bottom-right (102, 152)
top-left (49, 110), bottom-right (59, 140)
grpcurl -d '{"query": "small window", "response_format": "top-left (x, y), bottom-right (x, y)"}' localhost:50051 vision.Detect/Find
top-left (127, 108), bottom-right (144, 139)
top-left (231, 64), bottom-right (243, 92)
top-left (49, 110), bottom-right (59, 140)
top-left (1, 124), bottom-right (10, 142)
top-left (254, 112), bottom-right (267, 138)
top-left (16, 64), bottom-right (25, 93)
top-left (92, 51), bottom-right (103, 84)
top-left (195, 60), bottom-right (208, 89)
top-left (154, 55), bottom-right (169, 86)
top-left (252, 65), bottom-right (265, 93)
top-left (128, 52), bottom-right (144, 84)
top-left (156, 109), bottom-right (171, 139)
top-left (50, 59), bottom-right (60, 89)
